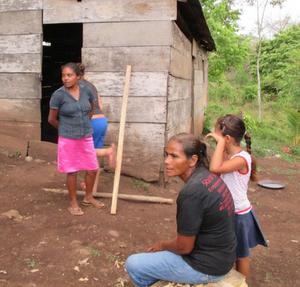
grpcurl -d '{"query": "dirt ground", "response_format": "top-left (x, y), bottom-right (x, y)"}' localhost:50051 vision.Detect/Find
top-left (0, 134), bottom-right (299, 287)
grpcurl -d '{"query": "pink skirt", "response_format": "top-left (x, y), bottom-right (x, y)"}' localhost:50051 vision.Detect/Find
top-left (57, 136), bottom-right (99, 173)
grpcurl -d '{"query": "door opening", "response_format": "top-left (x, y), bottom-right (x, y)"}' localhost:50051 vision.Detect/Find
top-left (41, 23), bottom-right (82, 143)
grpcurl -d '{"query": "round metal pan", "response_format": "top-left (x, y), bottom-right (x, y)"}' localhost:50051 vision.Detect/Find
top-left (257, 180), bottom-right (286, 190)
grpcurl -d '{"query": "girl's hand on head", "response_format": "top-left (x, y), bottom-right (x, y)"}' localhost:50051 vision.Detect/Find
top-left (205, 132), bottom-right (224, 143)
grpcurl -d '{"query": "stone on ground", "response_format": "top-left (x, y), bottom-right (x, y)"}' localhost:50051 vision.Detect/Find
top-left (151, 269), bottom-right (247, 287)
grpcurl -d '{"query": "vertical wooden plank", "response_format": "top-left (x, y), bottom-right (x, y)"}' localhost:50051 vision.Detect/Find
top-left (111, 65), bottom-right (131, 215)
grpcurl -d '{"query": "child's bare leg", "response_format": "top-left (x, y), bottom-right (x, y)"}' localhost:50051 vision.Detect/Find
top-left (92, 169), bottom-right (101, 194)
top-left (236, 257), bottom-right (250, 278)
top-left (108, 143), bottom-right (116, 168)
top-left (95, 143), bottom-right (116, 169)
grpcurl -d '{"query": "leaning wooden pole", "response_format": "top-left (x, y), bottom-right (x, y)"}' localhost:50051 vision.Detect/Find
top-left (111, 65), bottom-right (131, 215)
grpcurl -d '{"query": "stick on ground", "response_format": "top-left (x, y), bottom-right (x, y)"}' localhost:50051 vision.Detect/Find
top-left (42, 188), bottom-right (173, 204)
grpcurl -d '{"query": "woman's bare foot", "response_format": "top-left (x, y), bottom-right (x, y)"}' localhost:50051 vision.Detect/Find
top-left (82, 197), bottom-right (105, 209)
top-left (67, 206), bottom-right (84, 216)
top-left (108, 143), bottom-right (116, 169)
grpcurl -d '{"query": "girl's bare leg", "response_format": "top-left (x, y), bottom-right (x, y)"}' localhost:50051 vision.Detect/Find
top-left (236, 257), bottom-right (250, 278)
top-left (92, 169), bottom-right (101, 194)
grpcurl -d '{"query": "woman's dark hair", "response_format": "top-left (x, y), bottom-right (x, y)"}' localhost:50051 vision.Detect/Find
top-left (169, 133), bottom-right (209, 168)
top-left (76, 63), bottom-right (85, 77)
top-left (61, 62), bottom-right (81, 76)
top-left (216, 114), bottom-right (257, 181)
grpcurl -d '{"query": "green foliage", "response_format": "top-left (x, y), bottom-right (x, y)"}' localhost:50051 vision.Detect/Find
top-left (201, 0), bottom-right (250, 81)
top-left (258, 24), bottom-right (300, 103)
top-left (132, 178), bottom-right (150, 191)
top-left (286, 109), bottom-right (300, 146)
top-left (202, 2), bottom-right (299, 161)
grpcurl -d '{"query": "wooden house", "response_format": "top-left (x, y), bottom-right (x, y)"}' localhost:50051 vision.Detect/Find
top-left (0, 0), bottom-right (215, 181)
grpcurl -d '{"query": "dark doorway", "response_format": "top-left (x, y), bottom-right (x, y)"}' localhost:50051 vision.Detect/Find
top-left (41, 23), bottom-right (82, 143)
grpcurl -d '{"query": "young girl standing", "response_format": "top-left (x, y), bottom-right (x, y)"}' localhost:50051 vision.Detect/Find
top-left (207, 114), bottom-right (268, 278)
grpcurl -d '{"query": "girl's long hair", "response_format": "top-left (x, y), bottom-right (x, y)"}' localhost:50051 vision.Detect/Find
top-left (216, 114), bottom-right (257, 181)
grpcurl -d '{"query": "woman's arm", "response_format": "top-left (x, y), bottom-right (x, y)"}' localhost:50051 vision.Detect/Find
top-left (97, 95), bottom-right (103, 111)
top-left (147, 234), bottom-right (196, 255)
top-left (48, 108), bottom-right (59, 129)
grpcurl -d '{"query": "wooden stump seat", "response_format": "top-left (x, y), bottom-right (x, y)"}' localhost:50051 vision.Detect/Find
top-left (151, 269), bottom-right (248, 287)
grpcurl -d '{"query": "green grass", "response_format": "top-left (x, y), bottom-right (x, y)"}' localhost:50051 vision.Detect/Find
top-left (131, 179), bottom-right (150, 191)
top-left (89, 246), bottom-right (101, 257)
top-left (25, 258), bottom-right (39, 269)
top-left (205, 100), bottom-right (300, 162)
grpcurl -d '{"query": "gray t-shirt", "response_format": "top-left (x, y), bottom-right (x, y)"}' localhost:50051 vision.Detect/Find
top-left (49, 85), bottom-right (96, 139)
top-left (79, 79), bottom-right (103, 115)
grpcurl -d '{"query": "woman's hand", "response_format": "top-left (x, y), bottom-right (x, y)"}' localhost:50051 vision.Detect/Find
top-left (147, 242), bottom-right (163, 252)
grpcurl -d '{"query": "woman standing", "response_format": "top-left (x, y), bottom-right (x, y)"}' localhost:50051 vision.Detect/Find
top-left (125, 133), bottom-right (236, 286)
top-left (77, 63), bottom-right (116, 193)
top-left (48, 62), bottom-right (104, 216)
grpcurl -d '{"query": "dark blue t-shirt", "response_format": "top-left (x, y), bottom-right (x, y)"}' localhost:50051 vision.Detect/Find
top-left (177, 166), bottom-right (236, 276)
top-left (49, 84), bottom-right (95, 139)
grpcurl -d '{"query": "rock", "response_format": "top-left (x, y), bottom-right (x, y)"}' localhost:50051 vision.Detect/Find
top-left (151, 270), bottom-right (247, 287)
top-left (34, 158), bottom-right (46, 163)
top-left (108, 230), bottom-right (120, 237)
top-left (1, 209), bottom-right (23, 222)
top-left (25, 156), bottom-right (33, 162)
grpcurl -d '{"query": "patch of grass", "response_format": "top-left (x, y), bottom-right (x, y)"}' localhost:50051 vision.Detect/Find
top-left (25, 258), bottom-right (39, 269)
top-left (132, 179), bottom-right (150, 191)
top-left (8, 150), bottom-right (22, 159)
top-left (205, 100), bottom-right (300, 162)
top-left (106, 253), bottom-right (120, 263)
top-left (271, 167), bottom-right (299, 175)
top-left (89, 246), bottom-right (101, 257)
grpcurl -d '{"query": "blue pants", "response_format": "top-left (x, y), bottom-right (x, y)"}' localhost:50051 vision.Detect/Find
top-left (91, 117), bottom-right (108, 148)
top-left (125, 251), bottom-right (223, 287)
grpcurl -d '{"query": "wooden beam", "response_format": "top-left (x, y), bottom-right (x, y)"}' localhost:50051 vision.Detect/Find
top-left (43, 188), bottom-right (174, 205)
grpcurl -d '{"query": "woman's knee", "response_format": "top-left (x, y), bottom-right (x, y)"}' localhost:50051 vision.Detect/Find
top-left (125, 254), bottom-right (140, 273)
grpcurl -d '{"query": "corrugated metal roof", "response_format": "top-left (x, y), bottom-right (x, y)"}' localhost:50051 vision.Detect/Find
top-left (177, 0), bottom-right (215, 51)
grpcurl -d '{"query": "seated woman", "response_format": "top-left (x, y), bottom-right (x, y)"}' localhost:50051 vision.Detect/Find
top-left (125, 133), bottom-right (236, 286)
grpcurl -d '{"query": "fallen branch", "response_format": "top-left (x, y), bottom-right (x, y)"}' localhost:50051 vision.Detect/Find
top-left (43, 188), bottom-right (173, 204)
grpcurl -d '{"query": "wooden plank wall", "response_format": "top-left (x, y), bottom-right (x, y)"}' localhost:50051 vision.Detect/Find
top-left (82, 19), bottom-right (178, 181)
top-left (43, 0), bottom-right (177, 24)
top-left (192, 39), bottom-right (208, 136)
top-left (166, 22), bottom-right (192, 140)
top-left (0, 4), bottom-right (42, 139)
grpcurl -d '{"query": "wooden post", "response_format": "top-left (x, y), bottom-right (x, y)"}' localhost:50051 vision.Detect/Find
top-left (110, 65), bottom-right (131, 214)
